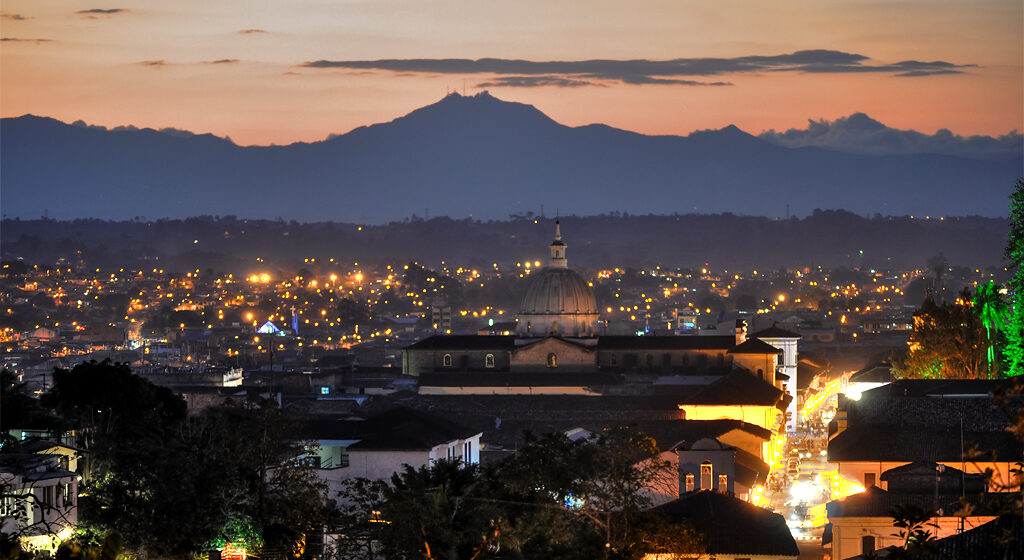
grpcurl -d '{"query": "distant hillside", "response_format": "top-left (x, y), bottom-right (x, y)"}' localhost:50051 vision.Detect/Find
top-left (2, 92), bottom-right (1021, 222)
top-left (0, 213), bottom-right (1009, 272)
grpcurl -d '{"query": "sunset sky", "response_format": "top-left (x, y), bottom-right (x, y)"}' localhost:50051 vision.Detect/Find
top-left (2, 0), bottom-right (1021, 146)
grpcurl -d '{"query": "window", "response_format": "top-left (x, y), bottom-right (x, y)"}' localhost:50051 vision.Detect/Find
top-left (442, 353), bottom-right (452, 367)
top-left (685, 473), bottom-right (695, 492)
top-left (552, 320), bottom-right (559, 333)
top-left (40, 486), bottom-right (54, 508)
top-left (861, 535), bottom-right (875, 555)
top-left (485, 354), bottom-right (495, 368)
top-left (62, 483), bottom-right (74, 507)
top-left (320, 386), bottom-right (330, 395)
top-left (700, 463), bottom-right (713, 490)
top-left (464, 441), bottom-right (474, 463)
top-left (547, 353), bottom-right (558, 368)
top-left (864, 472), bottom-right (876, 487)
top-left (719, 473), bottom-right (728, 492)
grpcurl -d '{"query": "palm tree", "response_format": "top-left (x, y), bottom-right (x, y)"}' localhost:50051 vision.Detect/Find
top-left (973, 281), bottom-right (1007, 374)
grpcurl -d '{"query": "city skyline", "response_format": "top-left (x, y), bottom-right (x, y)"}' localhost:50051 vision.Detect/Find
top-left (1, 0), bottom-right (1021, 146)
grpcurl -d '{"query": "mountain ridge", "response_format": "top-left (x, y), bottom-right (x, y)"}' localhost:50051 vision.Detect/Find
top-left (2, 92), bottom-right (1020, 222)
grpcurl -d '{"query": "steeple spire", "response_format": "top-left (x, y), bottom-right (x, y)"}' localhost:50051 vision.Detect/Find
top-left (549, 219), bottom-right (567, 268)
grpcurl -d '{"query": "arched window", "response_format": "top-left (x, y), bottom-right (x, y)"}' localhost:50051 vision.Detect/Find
top-left (718, 473), bottom-right (728, 492)
top-left (700, 462), bottom-right (713, 490)
top-left (485, 353), bottom-right (495, 368)
top-left (552, 320), bottom-right (559, 334)
top-left (684, 473), bottom-right (695, 492)
top-left (547, 353), bottom-right (558, 368)
top-left (442, 354), bottom-right (452, 367)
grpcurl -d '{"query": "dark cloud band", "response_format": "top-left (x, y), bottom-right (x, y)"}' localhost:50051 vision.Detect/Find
top-left (302, 50), bottom-right (972, 87)
top-left (76, 8), bottom-right (128, 15)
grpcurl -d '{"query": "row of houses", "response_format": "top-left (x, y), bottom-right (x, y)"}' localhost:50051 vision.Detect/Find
top-left (824, 378), bottom-right (1023, 560)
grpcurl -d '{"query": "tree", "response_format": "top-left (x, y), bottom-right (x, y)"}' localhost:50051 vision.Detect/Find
top-left (1004, 178), bottom-right (1024, 377)
top-left (487, 427), bottom-right (700, 559)
top-left (892, 291), bottom-right (990, 379)
top-left (973, 281), bottom-right (1008, 373)
top-left (885, 504), bottom-right (938, 559)
top-left (330, 427), bottom-right (702, 560)
top-left (378, 460), bottom-right (500, 560)
top-left (41, 361), bottom-right (326, 558)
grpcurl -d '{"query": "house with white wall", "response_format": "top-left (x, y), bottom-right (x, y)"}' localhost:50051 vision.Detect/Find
top-left (303, 408), bottom-right (482, 498)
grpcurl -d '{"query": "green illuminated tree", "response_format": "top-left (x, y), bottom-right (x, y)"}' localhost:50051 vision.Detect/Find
top-left (1003, 178), bottom-right (1024, 377)
top-left (973, 280), bottom-right (1008, 373)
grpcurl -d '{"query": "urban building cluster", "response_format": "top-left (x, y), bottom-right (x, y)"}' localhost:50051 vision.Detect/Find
top-left (2, 222), bottom-right (1019, 559)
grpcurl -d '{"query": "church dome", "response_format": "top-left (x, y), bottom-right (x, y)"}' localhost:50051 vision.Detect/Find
top-left (520, 267), bottom-right (598, 316)
top-left (516, 221), bottom-right (600, 337)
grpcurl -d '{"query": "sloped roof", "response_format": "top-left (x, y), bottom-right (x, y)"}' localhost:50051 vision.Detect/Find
top-left (596, 335), bottom-right (737, 350)
top-left (849, 361), bottom-right (896, 383)
top-left (418, 371), bottom-right (621, 388)
top-left (728, 338), bottom-right (782, 355)
top-left (405, 335), bottom-right (518, 350)
top-left (653, 490), bottom-right (799, 557)
top-left (751, 325), bottom-right (801, 339)
top-left (827, 485), bottom-right (1009, 518)
top-left (903, 514), bottom-right (1022, 560)
top-left (676, 369), bottom-right (786, 408)
top-left (300, 408), bottom-right (480, 451)
top-left (828, 424), bottom-right (1023, 463)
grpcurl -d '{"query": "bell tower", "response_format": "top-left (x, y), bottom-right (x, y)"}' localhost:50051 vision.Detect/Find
top-left (549, 220), bottom-right (567, 268)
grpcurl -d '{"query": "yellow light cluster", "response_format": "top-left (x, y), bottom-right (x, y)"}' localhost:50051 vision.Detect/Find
top-left (802, 377), bottom-right (843, 417)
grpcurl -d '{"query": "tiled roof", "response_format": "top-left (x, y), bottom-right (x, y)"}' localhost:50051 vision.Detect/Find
top-left (848, 361), bottom-right (895, 383)
top-left (751, 325), bottom-right (801, 339)
top-left (844, 379), bottom-right (1022, 432)
top-left (595, 335), bottom-right (737, 350)
top-left (727, 338), bottom-right (782, 355)
top-left (828, 424), bottom-right (1022, 463)
top-left (839, 514), bottom-right (1022, 560)
top-left (653, 490), bottom-right (799, 557)
top-left (300, 407), bottom-right (480, 451)
top-left (677, 370), bottom-right (786, 408)
top-left (826, 485), bottom-right (1009, 518)
top-left (368, 393), bottom-right (770, 450)
top-left (405, 335), bottom-right (517, 350)
top-left (418, 371), bottom-right (621, 387)
top-left (907, 514), bottom-right (1023, 560)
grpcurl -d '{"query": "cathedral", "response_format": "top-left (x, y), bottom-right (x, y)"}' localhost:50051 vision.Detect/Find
top-left (401, 221), bottom-right (797, 402)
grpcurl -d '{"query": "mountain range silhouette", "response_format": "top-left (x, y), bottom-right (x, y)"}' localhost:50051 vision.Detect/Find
top-left (2, 91), bottom-right (1020, 221)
